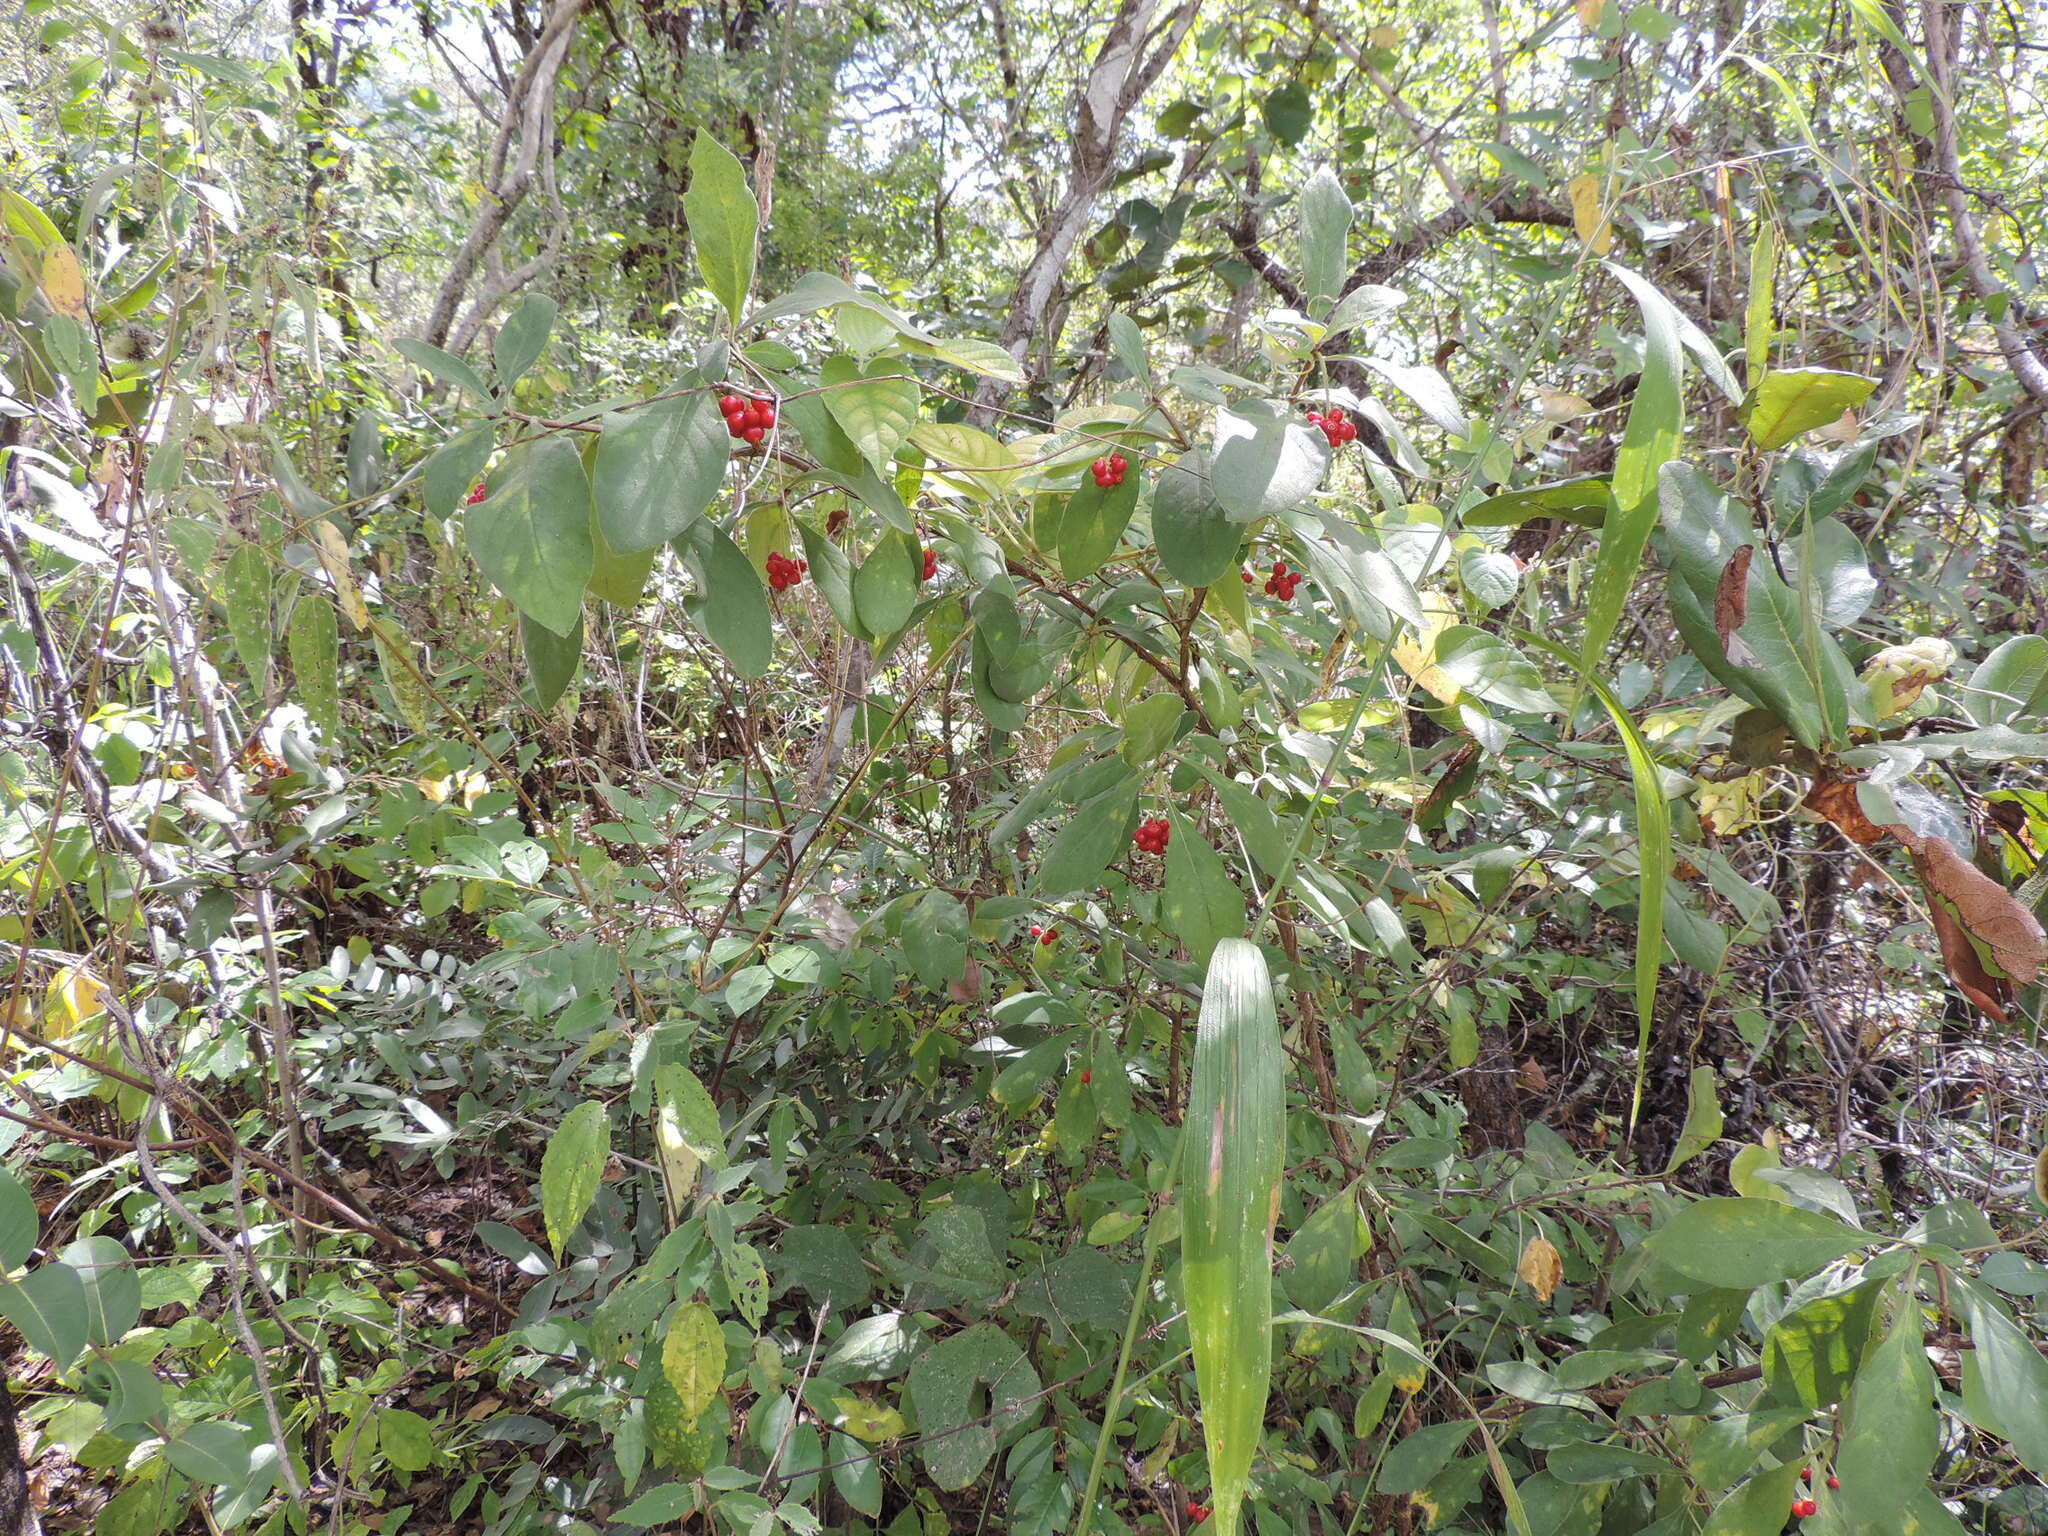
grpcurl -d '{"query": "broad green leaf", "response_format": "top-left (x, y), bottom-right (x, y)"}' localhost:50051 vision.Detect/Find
top-left (521, 609), bottom-right (581, 708)
top-left (1324, 282), bottom-right (1407, 335)
top-left (466, 435), bottom-right (594, 637)
top-left (1761, 1280), bottom-right (1879, 1409)
top-left (1377, 1422), bottom-right (1475, 1494)
top-left (1962, 635), bottom-right (2048, 724)
top-left (593, 391), bottom-right (728, 553)
top-left (677, 522), bottom-right (772, 678)
top-left (1299, 166), bottom-right (1352, 309)
top-left (1183, 938), bottom-right (1285, 1536)
top-left (392, 336), bottom-right (493, 403)
top-left (540, 1099), bottom-right (610, 1260)
top-left (1261, 80), bottom-right (1312, 144)
top-left (684, 134), bottom-right (759, 323)
top-left (1034, 777), bottom-right (1138, 895)
top-left (422, 423), bottom-right (493, 521)
top-left (1584, 263), bottom-right (1685, 669)
top-left (821, 355), bottom-right (919, 475)
top-left (1960, 1280), bottom-right (2048, 1483)
top-left (1197, 766), bottom-right (1290, 877)
top-left (586, 505), bottom-right (658, 608)
top-left (906, 422), bottom-right (1018, 473)
top-left (905, 1322), bottom-right (1041, 1490)
top-left (614, 1483), bottom-right (698, 1525)
top-left (1211, 403), bottom-right (1328, 521)
top-left (1459, 548), bottom-right (1521, 610)
top-left (1107, 312), bottom-right (1147, 381)
top-left (661, 1303), bottom-right (727, 1427)
top-left (1464, 475), bottom-right (1610, 529)
top-left (1744, 224), bottom-right (1777, 379)
top-left (0, 1263), bottom-right (89, 1369)
top-left (1358, 357), bottom-right (1469, 436)
top-left (1057, 469), bottom-right (1140, 579)
top-left (0, 1169), bottom-right (37, 1268)
top-left (492, 293), bottom-right (556, 386)
top-left (223, 539), bottom-right (271, 695)
top-left (59, 1235), bottom-right (139, 1346)
top-left (853, 529), bottom-right (921, 638)
top-left (376, 1407), bottom-right (436, 1471)
top-left (1642, 1197), bottom-right (1865, 1289)
top-left (288, 596), bottom-right (340, 741)
top-left (1837, 1298), bottom-right (1942, 1527)
top-left (1117, 693), bottom-right (1184, 768)
top-left (165, 1421), bottom-right (258, 1487)
top-left (346, 408), bottom-right (385, 501)
top-left (1163, 815), bottom-right (1243, 966)
top-left (796, 518), bottom-right (865, 638)
top-left (1701, 1457), bottom-right (1804, 1536)
top-left (1153, 450), bottom-right (1242, 587)
top-left (1665, 1064), bottom-right (1724, 1172)
top-left (1743, 367), bottom-right (1876, 450)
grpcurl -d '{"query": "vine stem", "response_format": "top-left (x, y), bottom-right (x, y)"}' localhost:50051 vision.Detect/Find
top-left (1073, 1190), bottom-right (1174, 1536)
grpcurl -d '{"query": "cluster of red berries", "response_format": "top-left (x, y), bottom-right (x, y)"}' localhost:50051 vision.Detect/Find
top-left (1788, 1468), bottom-right (1839, 1520)
top-left (921, 546), bottom-right (940, 583)
top-left (1305, 406), bottom-right (1359, 447)
top-left (1090, 452), bottom-right (1128, 488)
top-left (1132, 816), bottom-right (1171, 854)
top-left (719, 392), bottom-right (776, 444)
top-left (465, 481), bottom-right (488, 506)
top-left (765, 551), bottom-right (808, 592)
top-left (1244, 560), bottom-right (1302, 602)
top-left (1028, 924), bottom-right (1058, 946)
top-left (1186, 1502), bottom-right (1209, 1524)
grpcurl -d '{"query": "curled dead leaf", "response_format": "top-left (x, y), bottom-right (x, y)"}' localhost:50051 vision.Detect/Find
top-left (1902, 834), bottom-right (2047, 1022)
top-left (1802, 776), bottom-right (1886, 846)
top-left (1714, 546), bottom-right (1757, 666)
top-left (1516, 1235), bottom-right (1564, 1302)
top-left (947, 957), bottom-right (983, 1005)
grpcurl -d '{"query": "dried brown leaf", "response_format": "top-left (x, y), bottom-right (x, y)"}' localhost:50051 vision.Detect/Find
top-left (1802, 776), bottom-right (1885, 846)
top-left (1714, 545), bottom-right (1757, 666)
top-left (1516, 1235), bottom-right (1563, 1302)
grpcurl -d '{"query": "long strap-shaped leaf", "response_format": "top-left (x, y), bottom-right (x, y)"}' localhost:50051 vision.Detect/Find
top-left (1183, 937), bottom-right (1285, 1536)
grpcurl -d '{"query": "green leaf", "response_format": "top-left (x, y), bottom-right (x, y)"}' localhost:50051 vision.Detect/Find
top-left (346, 408), bottom-right (385, 501)
top-left (1960, 1280), bottom-right (2048, 1483)
top-left (1153, 450), bottom-right (1242, 587)
top-left (1642, 1197), bottom-right (1865, 1289)
top-left (466, 435), bottom-right (594, 637)
top-left (1117, 693), bottom-right (1185, 768)
top-left (906, 1322), bottom-right (1041, 1490)
top-left (586, 506), bottom-right (658, 608)
top-left (1107, 313), bottom-right (1147, 381)
top-left (392, 336), bottom-right (494, 403)
top-left (822, 355), bottom-right (920, 475)
top-left (1837, 1297), bottom-right (1941, 1526)
top-left (684, 134), bottom-right (759, 323)
top-left (1743, 367), bottom-right (1877, 451)
top-left (853, 529), bottom-right (921, 638)
top-left (1034, 777), bottom-right (1139, 896)
top-left (614, 1483), bottom-right (698, 1525)
top-left (376, 1407), bottom-right (436, 1472)
top-left (795, 518), bottom-right (865, 638)
top-left (1960, 635), bottom-right (2048, 725)
top-left (661, 1303), bottom-right (727, 1427)
top-left (223, 539), bottom-right (271, 695)
top-left (288, 596), bottom-right (340, 741)
top-left (1164, 816), bottom-right (1243, 967)
top-left (1584, 263), bottom-right (1686, 669)
top-left (1378, 1422), bottom-right (1475, 1495)
top-left (421, 423), bottom-right (493, 522)
top-left (1211, 402), bottom-right (1328, 521)
top-left (59, 1235), bottom-right (139, 1346)
top-left (0, 1169), bottom-right (38, 1269)
top-left (1459, 548), bottom-right (1521, 610)
top-left (492, 293), bottom-right (556, 387)
top-left (1261, 80), bottom-right (1313, 144)
top-left (1299, 166), bottom-right (1352, 309)
top-left (991, 1035), bottom-right (1075, 1110)
top-left (1744, 223), bottom-right (1778, 379)
top-left (521, 609), bottom-right (581, 708)
top-left (1184, 938), bottom-right (1286, 1536)
top-left (165, 1421), bottom-right (258, 1487)
top-left (0, 1263), bottom-right (89, 1369)
top-left (677, 522), bottom-right (773, 678)
top-left (540, 1099), bottom-right (610, 1260)
top-left (593, 391), bottom-right (728, 554)
top-left (1701, 1457), bottom-right (1804, 1536)
top-left (1761, 1281), bottom-right (1879, 1409)
top-left (1057, 469), bottom-right (1140, 579)
top-left (1463, 475), bottom-right (1610, 529)
top-left (1665, 1064), bottom-right (1724, 1173)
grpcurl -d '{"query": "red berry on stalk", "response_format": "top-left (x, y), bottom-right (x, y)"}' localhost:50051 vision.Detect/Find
top-left (1080, 1070), bottom-right (1093, 1085)
top-left (718, 394), bottom-right (742, 413)
top-left (1825, 1477), bottom-right (1840, 1492)
top-left (465, 481), bottom-right (487, 505)
top-left (921, 547), bottom-right (939, 581)
top-left (1800, 1469), bottom-right (1812, 1484)
top-left (742, 425), bottom-right (765, 445)
top-left (1241, 569), bottom-right (1254, 583)
top-left (1187, 1503), bottom-right (1209, 1524)
top-left (1029, 925), bottom-right (1042, 937)
top-left (1039, 927), bottom-right (1058, 946)
top-left (1792, 1500), bottom-right (1816, 1519)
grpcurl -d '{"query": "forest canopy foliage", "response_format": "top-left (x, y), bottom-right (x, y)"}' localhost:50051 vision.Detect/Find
top-left (2, 0), bottom-right (2048, 1534)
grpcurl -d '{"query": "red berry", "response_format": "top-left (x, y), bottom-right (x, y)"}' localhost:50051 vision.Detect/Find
top-left (465, 481), bottom-right (487, 505)
top-left (1792, 1500), bottom-right (1816, 1519)
top-left (1029, 925), bottom-right (1042, 937)
top-left (1187, 1504), bottom-right (1209, 1524)
top-left (742, 425), bottom-right (765, 444)
top-left (1080, 1070), bottom-right (1092, 1085)
top-left (718, 394), bottom-right (741, 412)
top-left (1241, 570), bottom-right (1253, 583)
top-left (1801, 1469), bottom-right (1812, 1485)
top-left (1825, 1477), bottom-right (1839, 1492)
top-left (1039, 928), bottom-right (1057, 946)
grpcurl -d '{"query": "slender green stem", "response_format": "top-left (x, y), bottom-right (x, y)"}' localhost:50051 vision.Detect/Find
top-left (1073, 1180), bottom-right (1177, 1536)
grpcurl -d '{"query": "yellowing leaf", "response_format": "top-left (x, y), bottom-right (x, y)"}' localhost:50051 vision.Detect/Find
top-left (44, 966), bottom-right (107, 1036)
top-left (1516, 1235), bottom-right (1563, 1302)
top-left (1576, 0), bottom-right (1605, 27)
top-left (1390, 593), bottom-right (1462, 705)
top-left (312, 520), bottom-right (369, 630)
top-left (1567, 174), bottom-right (1614, 254)
top-left (832, 1394), bottom-right (907, 1443)
top-left (660, 1303), bottom-right (726, 1427)
top-left (38, 242), bottom-right (88, 320)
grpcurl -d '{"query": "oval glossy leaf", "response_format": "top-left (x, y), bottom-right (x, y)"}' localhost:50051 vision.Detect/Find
top-left (1164, 818), bottom-right (1243, 967)
top-left (1211, 403), bottom-right (1328, 522)
top-left (1743, 367), bottom-right (1877, 451)
top-left (59, 1235), bottom-right (140, 1347)
top-left (0, 1169), bottom-right (37, 1269)
top-left (796, 518), bottom-right (865, 638)
top-left (540, 1099), bottom-right (610, 1260)
top-left (1463, 475), bottom-right (1610, 529)
top-left (492, 293), bottom-right (556, 387)
top-left (1033, 777), bottom-right (1138, 896)
top-left (854, 529), bottom-right (921, 638)
top-left (1183, 938), bottom-right (1285, 1536)
top-left (821, 355), bottom-right (919, 476)
top-left (661, 1303), bottom-right (727, 1427)
top-left (422, 423), bottom-right (494, 522)
top-left (1153, 450), bottom-right (1242, 587)
top-left (678, 522), bottom-right (773, 678)
top-left (0, 1264), bottom-right (88, 1369)
top-left (1057, 470), bottom-right (1140, 579)
top-left (684, 133), bottom-right (759, 323)
top-left (593, 391), bottom-right (728, 554)
top-left (521, 609), bottom-right (581, 709)
top-left (466, 435), bottom-right (594, 637)
top-left (393, 336), bottom-right (493, 403)
top-left (1642, 1197), bottom-right (1865, 1290)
